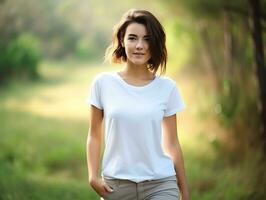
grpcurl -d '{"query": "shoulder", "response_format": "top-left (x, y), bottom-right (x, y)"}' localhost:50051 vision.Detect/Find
top-left (157, 75), bottom-right (177, 89)
top-left (91, 71), bottom-right (115, 84)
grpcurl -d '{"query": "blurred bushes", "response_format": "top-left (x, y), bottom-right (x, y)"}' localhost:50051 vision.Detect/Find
top-left (75, 38), bottom-right (100, 61)
top-left (0, 33), bottom-right (41, 82)
top-left (0, 0), bottom-right (116, 83)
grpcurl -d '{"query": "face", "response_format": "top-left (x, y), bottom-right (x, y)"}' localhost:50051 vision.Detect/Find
top-left (122, 22), bottom-right (151, 66)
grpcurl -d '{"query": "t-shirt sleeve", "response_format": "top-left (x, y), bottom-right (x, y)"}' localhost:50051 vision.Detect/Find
top-left (164, 83), bottom-right (186, 117)
top-left (86, 76), bottom-right (103, 110)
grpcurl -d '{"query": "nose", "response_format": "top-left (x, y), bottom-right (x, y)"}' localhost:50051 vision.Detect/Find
top-left (136, 39), bottom-right (144, 50)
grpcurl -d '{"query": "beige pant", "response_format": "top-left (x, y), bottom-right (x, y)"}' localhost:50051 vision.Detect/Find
top-left (100, 175), bottom-right (180, 200)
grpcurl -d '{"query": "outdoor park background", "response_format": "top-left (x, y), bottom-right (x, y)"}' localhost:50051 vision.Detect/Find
top-left (0, 0), bottom-right (266, 199)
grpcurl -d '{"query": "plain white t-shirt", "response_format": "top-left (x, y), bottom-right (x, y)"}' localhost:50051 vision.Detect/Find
top-left (86, 71), bottom-right (186, 183)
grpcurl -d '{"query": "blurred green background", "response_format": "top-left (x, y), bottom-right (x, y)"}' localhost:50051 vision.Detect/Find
top-left (0, 0), bottom-right (266, 199)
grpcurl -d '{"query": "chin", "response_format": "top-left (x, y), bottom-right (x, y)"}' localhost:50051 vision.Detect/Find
top-left (130, 59), bottom-right (149, 66)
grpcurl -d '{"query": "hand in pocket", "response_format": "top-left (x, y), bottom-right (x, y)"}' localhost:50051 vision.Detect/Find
top-left (89, 178), bottom-right (114, 197)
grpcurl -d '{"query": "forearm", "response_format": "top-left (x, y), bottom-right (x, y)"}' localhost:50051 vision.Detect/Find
top-left (166, 144), bottom-right (189, 198)
top-left (86, 133), bottom-right (102, 182)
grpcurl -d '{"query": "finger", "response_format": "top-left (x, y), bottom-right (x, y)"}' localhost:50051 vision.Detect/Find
top-left (103, 182), bottom-right (114, 192)
top-left (100, 191), bottom-right (107, 198)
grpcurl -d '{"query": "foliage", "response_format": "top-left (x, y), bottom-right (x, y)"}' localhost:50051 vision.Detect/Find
top-left (0, 0), bottom-right (79, 60)
top-left (0, 33), bottom-right (41, 81)
top-left (161, 0), bottom-right (265, 155)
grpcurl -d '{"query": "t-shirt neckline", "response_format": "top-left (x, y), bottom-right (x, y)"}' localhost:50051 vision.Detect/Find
top-left (113, 71), bottom-right (159, 91)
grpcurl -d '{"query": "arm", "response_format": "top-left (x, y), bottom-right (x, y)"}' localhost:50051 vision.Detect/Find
top-left (162, 114), bottom-right (189, 200)
top-left (86, 105), bottom-right (113, 197)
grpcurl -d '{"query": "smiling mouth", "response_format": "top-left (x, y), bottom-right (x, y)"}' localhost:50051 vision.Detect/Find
top-left (133, 53), bottom-right (145, 55)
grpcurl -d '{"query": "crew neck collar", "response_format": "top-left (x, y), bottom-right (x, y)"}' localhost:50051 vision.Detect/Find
top-left (113, 71), bottom-right (159, 91)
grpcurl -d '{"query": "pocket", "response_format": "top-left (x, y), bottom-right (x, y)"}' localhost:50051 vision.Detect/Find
top-left (103, 178), bottom-right (119, 191)
top-left (102, 178), bottom-right (120, 200)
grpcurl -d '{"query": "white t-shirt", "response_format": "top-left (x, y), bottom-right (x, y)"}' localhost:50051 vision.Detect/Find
top-left (86, 71), bottom-right (186, 183)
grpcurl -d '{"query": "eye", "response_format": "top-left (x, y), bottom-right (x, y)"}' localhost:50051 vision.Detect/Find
top-left (128, 37), bottom-right (136, 40)
top-left (144, 37), bottom-right (150, 41)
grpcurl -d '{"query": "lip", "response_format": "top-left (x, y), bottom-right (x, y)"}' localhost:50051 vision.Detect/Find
top-left (133, 52), bottom-right (145, 55)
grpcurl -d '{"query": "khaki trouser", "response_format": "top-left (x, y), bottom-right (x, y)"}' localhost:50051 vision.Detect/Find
top-left (100, 175), bottom-right (180, 200)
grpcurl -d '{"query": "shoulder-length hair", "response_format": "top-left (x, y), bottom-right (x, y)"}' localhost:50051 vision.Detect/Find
top-left (105, 9), bottom-right (167, 75)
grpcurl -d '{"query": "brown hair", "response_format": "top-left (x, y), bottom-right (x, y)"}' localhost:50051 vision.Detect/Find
top-left (105, 9), bottom-right (167, 75)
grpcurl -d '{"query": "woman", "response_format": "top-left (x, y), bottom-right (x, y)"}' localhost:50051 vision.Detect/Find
top-left (86, 9), bottom-right (189, 200)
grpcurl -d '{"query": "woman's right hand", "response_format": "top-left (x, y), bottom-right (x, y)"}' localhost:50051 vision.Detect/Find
top-left (89, 177), bottom-right (114, 197)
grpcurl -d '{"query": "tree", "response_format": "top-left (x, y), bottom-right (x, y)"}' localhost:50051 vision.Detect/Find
top-left (248, 0), bottom-right (266, 153)
top-left (160, 0), bottom-right (266, 156)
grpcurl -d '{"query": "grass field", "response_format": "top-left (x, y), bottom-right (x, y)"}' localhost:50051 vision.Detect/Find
top-left (0, 61), bottom-right (265, 200)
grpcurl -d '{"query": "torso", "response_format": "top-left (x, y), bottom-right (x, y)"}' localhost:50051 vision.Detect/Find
top-left (87, 71), bottom-right (186, 182)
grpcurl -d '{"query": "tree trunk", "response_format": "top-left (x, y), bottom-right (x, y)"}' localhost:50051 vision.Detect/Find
top-left (223, 11), bottom-right (234, 77)
top-left (248, 0), bottom-right (266, 155)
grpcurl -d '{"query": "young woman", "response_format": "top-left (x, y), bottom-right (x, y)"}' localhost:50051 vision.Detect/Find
top-left (86, 9), bottom-right (189, 200)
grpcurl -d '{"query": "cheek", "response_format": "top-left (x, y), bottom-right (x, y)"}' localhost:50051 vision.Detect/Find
top-left (124, 43), bottom-right (134, 55)
top-left (124, 46), bottom-right (131, 56)
top-left (124, 41), bottom-right (134, 49)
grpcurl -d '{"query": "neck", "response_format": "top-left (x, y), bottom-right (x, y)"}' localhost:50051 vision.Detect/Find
top-left (121, 62), bottom-right (154, 79)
